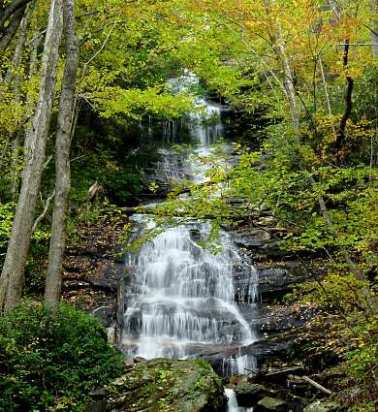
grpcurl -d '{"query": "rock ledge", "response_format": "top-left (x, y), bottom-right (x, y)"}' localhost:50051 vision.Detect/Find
top-left (92, 358), bottom-right (225, 412)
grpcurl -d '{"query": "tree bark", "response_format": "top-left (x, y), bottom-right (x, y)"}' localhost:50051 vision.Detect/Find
top-left (371, 0), bottom-right (378, 57)
top-left (334, 39), bottom-right (353, 159)
top-left (4, 9), bottom-right (28, 83)
top-left (0, 0), bottom-right (63, 312)
top-left (5, 10), bottom-right (29, 199)
top-left (264, 0), bottom-right (300, 133)
top-left (0, 0), bottom-right (33, 51)
top-left (0, 5), bottom-right (24, 51)
top-left (44, 0), bottom-right (79, 310)
top-left (277, 38), bottom-right (300, 132)
top-left (0, 0), bottom-right (32, 28)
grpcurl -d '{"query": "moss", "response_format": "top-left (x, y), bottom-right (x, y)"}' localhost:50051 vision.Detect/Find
top-left (105, 359), bottom-right (225, 412)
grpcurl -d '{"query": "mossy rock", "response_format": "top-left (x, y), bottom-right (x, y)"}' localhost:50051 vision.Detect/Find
top-left (255, 396), bottom-right (288, 412)
top-left (303, 400), bottom-right (340, 412)
top-left (233, 383), bottom-right (270, 406)
top-left (105, 358), bottom-right (225, 412)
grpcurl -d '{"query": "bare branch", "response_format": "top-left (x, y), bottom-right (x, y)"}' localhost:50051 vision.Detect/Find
top-left (32, 190), bottom-right (55, 233)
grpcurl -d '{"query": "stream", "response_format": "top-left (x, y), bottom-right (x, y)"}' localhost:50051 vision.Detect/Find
top-left (121, 73), bottom-right (259, 411)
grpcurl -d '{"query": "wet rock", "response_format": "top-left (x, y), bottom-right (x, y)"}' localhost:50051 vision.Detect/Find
top-left (255, 304), bottom-right (318, 334)
top-left (255, 262), bottom-right (311, 302)
top-left (62, 216), bottom-right (129, 315)
top-left (233, 382), bottom-right (273, 406)
top-left (258, 366), bottom-right (305, 385)
top-left (230, 224), bottom-right (285, 259)
top-left (254, 396), bottom-right (288, 412)
top-left (124, 357), bottom-right (135, 369)
top-left (105, 358), bottom-right (225, 412)
top-left (287, 395), bottom-right (306, 412)
top-left (232, 229), bottom-right (272, 247)
top-left (88, 388), bottom-right (107, 412)
top-left (92, 305), bottom-right (115, 327)
top-left (303, 400), bottom-right (340, 412)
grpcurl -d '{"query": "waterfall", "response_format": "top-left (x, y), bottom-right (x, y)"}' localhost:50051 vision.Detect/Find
top-left (225, 388), bottom-right (254, 412)
top-left (122, 72), bottom-right (258, 376)
top-left (123, 219), bottom-right (257, 364)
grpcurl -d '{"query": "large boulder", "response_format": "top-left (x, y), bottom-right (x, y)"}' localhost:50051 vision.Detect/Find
top-left (233, 382), bottom-right (274, 406)
top-left (102, 358), bottom-right (225, 412)
top-left (254, 396), bottom-right (288, 412)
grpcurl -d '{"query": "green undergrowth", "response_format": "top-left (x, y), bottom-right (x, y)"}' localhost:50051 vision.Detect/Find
top-left (0, 301), bottom-right (124, 411)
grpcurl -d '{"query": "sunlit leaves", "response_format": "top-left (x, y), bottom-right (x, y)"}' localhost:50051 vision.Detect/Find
top-left (93, 87), bottom-right (194, 120)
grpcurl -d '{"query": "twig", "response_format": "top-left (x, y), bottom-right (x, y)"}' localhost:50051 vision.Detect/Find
top-left (83, 21), bottom-right (117, 67)
top-left (32, 190), bottom-right (55, 233)
top-left (43, 155), bottom-right (53, 170)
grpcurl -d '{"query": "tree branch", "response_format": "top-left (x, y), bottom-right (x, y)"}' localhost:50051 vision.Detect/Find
top-left (32, 190), bottom-right (55, 233)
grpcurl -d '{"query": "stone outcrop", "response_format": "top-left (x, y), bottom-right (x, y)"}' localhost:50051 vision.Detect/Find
top-left (233, 382), bottom-right (275, 406)
top-left (254, 396), bottom-right (288, 412)
top-left (62, 215), bottom-right (128, 322)
top-left (94, 358), bottom-right (225, 412)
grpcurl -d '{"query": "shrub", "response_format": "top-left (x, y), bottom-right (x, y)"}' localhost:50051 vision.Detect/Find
top-left (0, 302), bottom-right (124, 411)
top-left (0, 202), bottom-right (14, 254)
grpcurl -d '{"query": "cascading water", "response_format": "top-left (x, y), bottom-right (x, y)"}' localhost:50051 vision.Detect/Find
top-left (122, 73), bottom-right (259, 396)
top-left (225, 389), bottom-right (254, 412)
top-left (123, 218), bottom-right (257, 373)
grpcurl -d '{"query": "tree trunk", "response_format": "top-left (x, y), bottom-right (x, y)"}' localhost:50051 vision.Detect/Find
top-left (277, 38), bottom-right (300, 132)
top-left (0, 0), bottom-right (32, 29)
top-left (4, 9), bottom-right (28, 83)
top-left (0, 0), bottom-right (63, 312)
top-left (264, 0), bottom-right (300, 133)
top-left (0, 6), bottom-right (24, 52)
top-left (5, 10), bottom-right (29, 199)
top-left (371, 0), bottom-right (378, 57)
top-left (44, 0), bottom-right (79, 310)
top-left (334, 39), bottom-right (353, 159)
top-left (319, 57), bottom-right (337, 138)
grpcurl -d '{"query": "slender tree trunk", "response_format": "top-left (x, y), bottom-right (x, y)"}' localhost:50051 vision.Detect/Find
top-left (9, 133), bottom-right (22, 198)
top-left (334, 39), bottom-right (353, 159)
top-left (0, 0), bottom-right (63, 312)
top-left (44, 0), bottom-right (79, 309)
top-left (319, 56), bottom-right (337, 136)
top-left (277, 38), bottom-right (300, 132)
top-left (24, 32), bottom-right (42, 135)
top-left (4, 10), bottom-right (28, 83)
top-left (319, 58), bottom-right (332, 117)
top-left (371, 0), bottom-right (378, 57)
top-left (0, 0), bottom-right (32, 30)
top-left (264, 0), bottom-right (300, 132)
top-left (0, 6), bottom-right (24, 52)
top-left (5, 10), bottom-right (29, 199)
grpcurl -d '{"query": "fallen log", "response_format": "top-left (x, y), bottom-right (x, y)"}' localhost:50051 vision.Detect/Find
top-left (303, 376), bottom-right (332, 396)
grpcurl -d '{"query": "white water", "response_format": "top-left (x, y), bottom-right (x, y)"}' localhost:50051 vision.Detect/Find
top-left (122, 73), bottom-right (258, 384)
top-left (225, 388), bottom-right (254, 412)
top-left (123, 220), bottom-right (257, 362)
